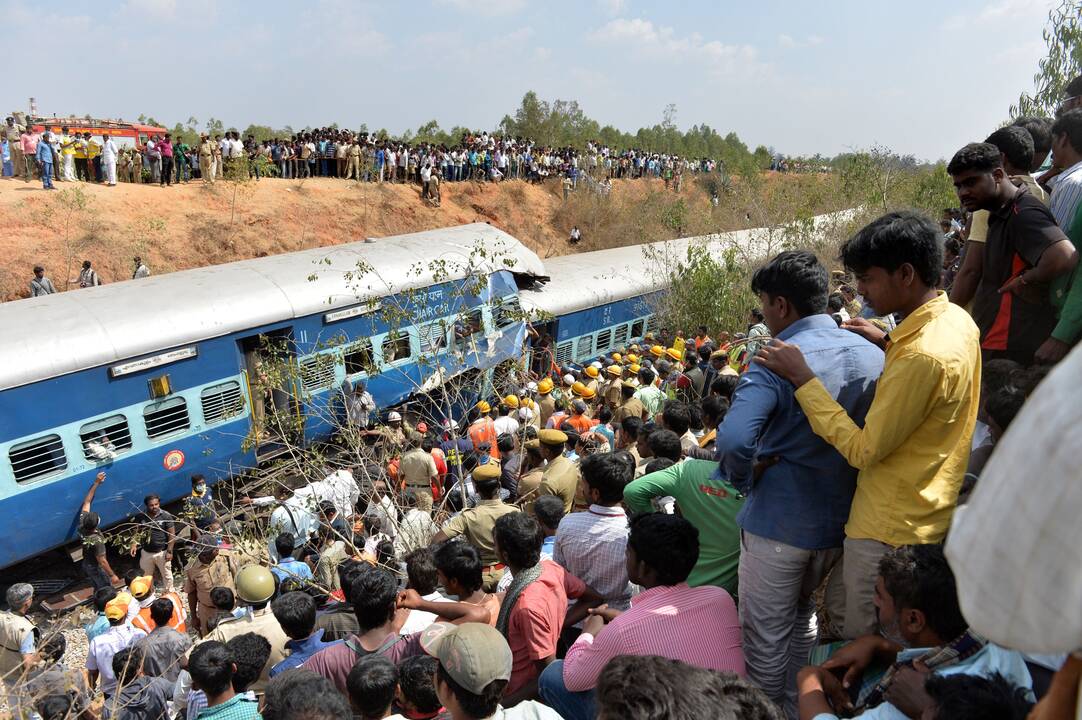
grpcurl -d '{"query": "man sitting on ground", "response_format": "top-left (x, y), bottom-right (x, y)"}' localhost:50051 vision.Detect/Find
top-left (797, 544), bottom-right (1033, 720)
top-left (539, 513), bottom-right (744, 720)
top-left (421, 623), bottom-right (563, 720)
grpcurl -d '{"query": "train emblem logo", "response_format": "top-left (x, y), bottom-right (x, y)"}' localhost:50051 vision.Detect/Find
top-left (163, 449), bottom-right (186, 471)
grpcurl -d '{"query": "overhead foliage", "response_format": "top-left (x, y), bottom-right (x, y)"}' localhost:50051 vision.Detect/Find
top-left (1011, 0), bottom-right (1082, 117)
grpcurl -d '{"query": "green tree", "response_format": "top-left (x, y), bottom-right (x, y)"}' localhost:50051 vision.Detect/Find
top-left (205, 117), bottom-right (225, 136)
top-left (1012, 0), bottom-right (1082, 117)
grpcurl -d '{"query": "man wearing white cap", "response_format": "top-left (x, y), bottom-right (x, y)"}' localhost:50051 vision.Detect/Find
top-left (421, 622), bottom-right (562, 720)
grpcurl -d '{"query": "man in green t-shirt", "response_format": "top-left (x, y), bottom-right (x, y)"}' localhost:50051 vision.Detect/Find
top-left (623, 458), bottom-right (743, 597)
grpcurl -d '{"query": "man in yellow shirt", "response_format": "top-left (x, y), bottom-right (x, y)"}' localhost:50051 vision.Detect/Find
top-left (756, 210), bottom-right (981, 640)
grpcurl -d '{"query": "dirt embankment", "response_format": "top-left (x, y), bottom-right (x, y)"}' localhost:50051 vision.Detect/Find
top-left (0, 171), bottom-right (838, 301)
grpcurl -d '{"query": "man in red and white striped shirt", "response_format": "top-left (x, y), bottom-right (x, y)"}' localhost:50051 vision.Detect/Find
top-left (538, 513), bottom-right (744, 720)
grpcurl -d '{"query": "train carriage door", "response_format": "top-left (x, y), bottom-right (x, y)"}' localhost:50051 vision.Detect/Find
top-left (239, 329), bottom-right (300, 453)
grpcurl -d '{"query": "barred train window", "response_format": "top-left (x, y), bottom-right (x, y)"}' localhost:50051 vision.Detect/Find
top-left (79, 415), bottom-right (133, 461)
top-left (144, 397), bottom-right (190, 439)
top-left (201, 382), bottom-right (245, 425)
top-left (576, 336), bottom-right (593, 359)
top-left (300, 354), bottom-right (336, 391)
top-left (9, 434), bottom-right (66, 483)
top-left (595, 329), bottom-right (612, 353)
top-left (631, 319), bottom-right (645, 338)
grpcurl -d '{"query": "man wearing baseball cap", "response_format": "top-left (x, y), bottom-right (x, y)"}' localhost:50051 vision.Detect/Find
top-left (421, 622), bottom-right (562, 720)
top-left (87, 595), bottom-right (147, 697)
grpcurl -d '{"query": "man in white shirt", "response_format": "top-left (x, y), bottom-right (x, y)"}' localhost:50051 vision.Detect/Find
top-left (86, 596), bottom-right (148, 697)
top-left (397, 549), bottom-right (448, 635)
top-left (101, 133), bottom-right (118, 186)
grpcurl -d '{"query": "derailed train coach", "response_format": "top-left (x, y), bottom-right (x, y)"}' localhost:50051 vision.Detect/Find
top-left (0, 224), bottom-right (546, 569)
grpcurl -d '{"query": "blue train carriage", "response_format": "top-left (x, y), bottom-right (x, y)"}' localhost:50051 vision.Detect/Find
top-left (0, 223), bottom-right (546, 570)
top-left (519, 241), bottom-right (686, 369)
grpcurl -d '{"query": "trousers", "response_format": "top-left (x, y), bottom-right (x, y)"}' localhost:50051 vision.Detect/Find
top-left (62, 154), bottom-right (75, 181)
top-left (824, 536), bottom-right (892, 640)
top-left (39, 161), bottom-right (53, 188)
top-left (139, 548), bottom-right (175, 591)
top-left (104, 158), bottom-right (117, 185)
top-left (738, 531), bottom-right (842, 719)
top-left (538, 661), bottom-right (596, 720)
top-left (160, 156), bottom-right (174, 185)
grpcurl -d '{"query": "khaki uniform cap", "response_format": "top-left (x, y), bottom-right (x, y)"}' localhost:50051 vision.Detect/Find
top-left (538, 429), bottom-right (568, 446)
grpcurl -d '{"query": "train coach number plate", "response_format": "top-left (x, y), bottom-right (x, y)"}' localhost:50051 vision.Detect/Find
top-left (163, 450), bottom-right (186, 471)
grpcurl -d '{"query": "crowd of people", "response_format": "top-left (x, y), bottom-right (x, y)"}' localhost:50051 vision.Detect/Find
top-left (2, 118), bottom-right (720, 198)
top-left (2, 77), bottom-right (1082, 720)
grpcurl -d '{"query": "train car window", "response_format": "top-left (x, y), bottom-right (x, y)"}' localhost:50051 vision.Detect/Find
top-left (201, 381), bottom-right (245, 425)
top-left (418, 321), bottom-right (448, 354)
top-left (143, 397), bottom-right (191, 439)
top-left (631, 319), bottom-right (646, 339)
top-left (613, 324), bottom-right (629, 348)
top-left (454, 309), bottom-right (484, 349)
top-left (645, 315), bottom-right (660, 335)
top-left (494, 297), bottom-right (522, 329)
top-left (382, 331), bottom-right (412, 363)
top-left (595, 329), bottom-right (613, 353)
top-left (555, 341), bottom-right (573, 366)
top-left (576, 336), bottom-right (593, 360)
top-left (79, 415), bottom-right (133, 461)
top-left (344, 340), bottom-right (374, 376)
top-left (9, 434), bottom-right (67, 483)
top-left (299, 354), bottom-right (336, 391)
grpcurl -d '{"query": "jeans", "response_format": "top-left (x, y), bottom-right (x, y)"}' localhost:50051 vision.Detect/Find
top-left (40, 161), bottom-right (53, 188)
top-left (738, 531), bottom-right (842, 719)
top-left (84, 560), bottom-right (112, 591)
top-left (538, 661), bottom-right (596, 720)
top-left (279, 160), bottom-right (289, 178)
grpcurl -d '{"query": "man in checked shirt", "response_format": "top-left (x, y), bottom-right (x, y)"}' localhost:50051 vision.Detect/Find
top-left (552, 452), bottom-right (636, 641)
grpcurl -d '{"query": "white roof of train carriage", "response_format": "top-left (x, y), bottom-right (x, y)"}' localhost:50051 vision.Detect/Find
top-left (519, 210), bottom-right (858, 319)
top-left (0, 223), bottom-right (547, 391)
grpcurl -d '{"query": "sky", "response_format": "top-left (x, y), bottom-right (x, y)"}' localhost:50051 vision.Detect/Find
top-left (3, 0), bottom-right (1058, 161)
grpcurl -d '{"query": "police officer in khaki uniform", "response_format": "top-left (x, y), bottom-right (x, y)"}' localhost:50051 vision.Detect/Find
top-left (184, 535), bottom-right (238, 636)
top-left (345, 138), bottom-right (362, 180)
top-left (431, 464), bottom-right (517, 592)
top-left (516, 439), bottom-right (546, 507)
top-left (534, 429), bottom-right (581, 514)
top-left (0, 583), bottom-right (36, 695)
top-left (536, 377), bottom-right (557, 428)
top-left (198, 134), bottom-right (215, 184)
top-left (202, 564), bottom-right (288, 694)
top-left (602, 364), bottom-right (624, 409)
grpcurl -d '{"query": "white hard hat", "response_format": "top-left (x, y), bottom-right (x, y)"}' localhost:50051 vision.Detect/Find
top-left (526, 381), bottom-right (538, 393)
top-left (590, 361), bottom-right (603, 369)
top-left (388, 411), bottom-right (402, 421)
top-left (562, 374), bottom-right (575, 386)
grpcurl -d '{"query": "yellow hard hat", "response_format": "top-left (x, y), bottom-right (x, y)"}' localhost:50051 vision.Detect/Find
top-left (611, 353), bottom-right (623, 363)
top-left (537, 377), bottom-right (554, 394)
top-left (585, 366), bottom-right (599, 378)
top-left (502, 394), bottom-right (520, 409)
top-left (606, 364), bottom-right (622, 377)
top-left (665, 347), bottom-right (683, 362)
top-left (650, 345), bottom-right (664, 358)
top-left (629, 363), bottom-right (641, 373)
top-left (626, 353), bottom-right (639, 364)
top-left (580, 385), bottom-right (597, 399)
top-left (571, 381), bottom-right (589, 397)
top-left (477, 400), bottom-right (491, 414)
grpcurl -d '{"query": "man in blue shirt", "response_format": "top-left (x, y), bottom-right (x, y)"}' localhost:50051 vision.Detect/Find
top-left (269, 591), bottom-right (342, 676)
top-left (270, 533), bottom-right (313, 585)
top-left (714, 250), bottom-right (883, 716)
top-left (36, 131), bottom-right (55, 189)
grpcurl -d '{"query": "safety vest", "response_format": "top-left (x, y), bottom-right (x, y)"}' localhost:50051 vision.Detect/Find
top-left (0, 611), bottom-right (35, 679)
top-left (468, 417), bottom-right (499, 459)
top-left (131, 591), bottom-right (188, 634)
